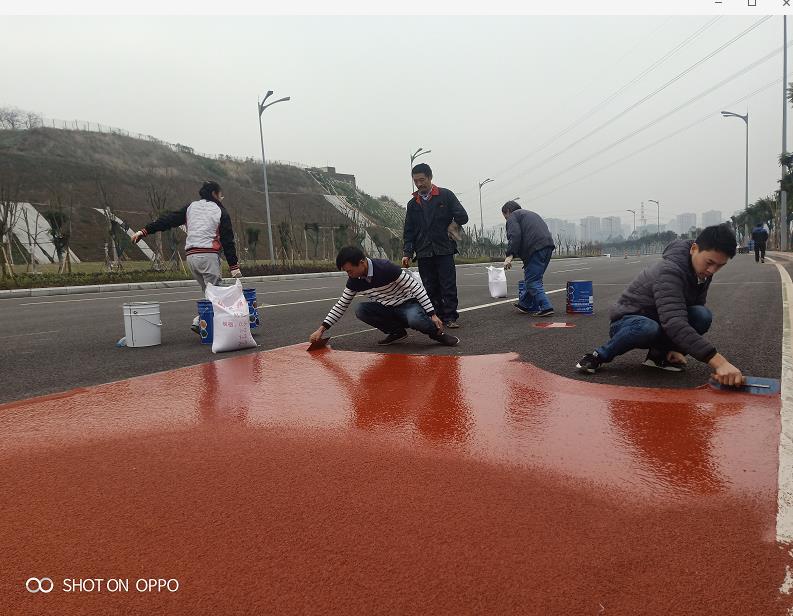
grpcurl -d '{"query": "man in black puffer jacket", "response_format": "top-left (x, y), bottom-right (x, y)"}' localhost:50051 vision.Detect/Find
top-left (402, 163), bottom-right (468, 329)
top-left (576, 224), bottom-right (744, 386)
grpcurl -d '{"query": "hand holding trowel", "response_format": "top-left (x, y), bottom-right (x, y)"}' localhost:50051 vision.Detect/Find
top-left (307, 326), bottom-right (332, 352)
top-left (707, 375), bottom-right (779, 396)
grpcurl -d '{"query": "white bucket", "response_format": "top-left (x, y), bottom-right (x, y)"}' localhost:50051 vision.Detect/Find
top-left (122, 302), bottom-right (162, 347)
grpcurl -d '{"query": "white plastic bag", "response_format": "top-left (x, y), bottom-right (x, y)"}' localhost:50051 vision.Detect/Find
top-left (487, 266), bottom-right (507, 298)
top-left (205, 280), bottom-right (257, 354)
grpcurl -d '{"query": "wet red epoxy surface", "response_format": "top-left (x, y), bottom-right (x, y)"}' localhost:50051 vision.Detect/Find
top-left (0, 346), bottom-right (790, 615)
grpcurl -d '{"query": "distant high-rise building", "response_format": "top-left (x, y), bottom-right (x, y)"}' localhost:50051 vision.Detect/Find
top-left (580, 216), bottom-right (602, 243)
top-left (676, 213), bottom-right (698, 236)
top-left (701, 210), bottom-right (723, 227)
top-left (602, 216), bottom-right (622, 239)
top-left (545, 218), bottom-right (577, 243)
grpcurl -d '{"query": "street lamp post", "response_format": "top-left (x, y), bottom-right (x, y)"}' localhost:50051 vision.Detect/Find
top-left (258, 90), bottom-right (291, 263)
top-left (626, 209), bottom-right (636, 236)
top-left (721, 110), bottom-right (749, 217)
top-left (478, 178), bottom-right (494, 237)
top-left (410, 148), bottom-right (432, 192)
top-left (648, 199), bottom-right (660, 235)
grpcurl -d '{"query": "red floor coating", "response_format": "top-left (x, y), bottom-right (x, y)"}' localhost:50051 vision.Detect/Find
top-left (0, 346), bottom-right (790, 615)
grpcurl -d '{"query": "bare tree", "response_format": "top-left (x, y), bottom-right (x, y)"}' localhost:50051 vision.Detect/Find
top-left (0, 173), bottom-right (22, 278)
top-left (96, 178), bottom-right (120, 270)
top-left (0, 106), bottom-right (23, 130)
top-left (24, 111), bottom-right (43, 129)
top-left (144, 176), bottom-right (171, 270)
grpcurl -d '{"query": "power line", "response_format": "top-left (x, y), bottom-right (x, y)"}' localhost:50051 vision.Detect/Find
top-left (524, 77), bottom-right (784, 217)
top-left (521, 41), bottom-right (791, 197)
top-left (491, 16), bottom-right (721, 182)
top-left (491, 15), bottom-right (772, 199)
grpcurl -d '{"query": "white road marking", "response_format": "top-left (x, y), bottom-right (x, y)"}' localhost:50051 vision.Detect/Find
top-left (547, 267), bottom-right (591, 274)
top-left (16, 286), bottom-right (335, 307)
top-left (0, 329), bottom-right (59, 340)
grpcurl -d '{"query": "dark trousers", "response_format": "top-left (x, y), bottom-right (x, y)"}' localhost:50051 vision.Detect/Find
top-left (355, 300), bottom-right (438, 337)
top-left (755, 242), bottom-right (766, 262)
top-left (417, 254), bottom-right (458, 322)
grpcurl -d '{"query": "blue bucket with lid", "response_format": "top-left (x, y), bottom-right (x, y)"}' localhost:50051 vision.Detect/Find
top-left (197, 299), bottom-right (214, 344)
top-left (566, 280), bottom-right (593, 314)
top-left (243, 288), bottom-right (260, 329)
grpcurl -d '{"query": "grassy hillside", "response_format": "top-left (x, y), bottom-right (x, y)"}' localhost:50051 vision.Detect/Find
top-left (0, 127), bottom-right (404, 264)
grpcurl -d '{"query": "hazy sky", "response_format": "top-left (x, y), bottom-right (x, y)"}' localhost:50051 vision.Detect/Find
top-left (1, 14), bottom-right (790, 231)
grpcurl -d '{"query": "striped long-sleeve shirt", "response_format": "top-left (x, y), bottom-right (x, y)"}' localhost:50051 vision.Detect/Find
top-left (322, 258), bottom-right (435, 329)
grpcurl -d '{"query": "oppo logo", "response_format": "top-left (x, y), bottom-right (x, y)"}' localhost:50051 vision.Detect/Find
top-left (25, 577), bottom-right (54, 593)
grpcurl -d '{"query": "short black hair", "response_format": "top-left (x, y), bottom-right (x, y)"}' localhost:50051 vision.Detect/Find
top-left (199, 180), bottom-right (222, 200)
top-left (335, 246), bottom-right (366, 270)
top-left (695, 224), bottom-right (736, 258)
top-left (501, 201), bottom-right (521, 214)
top-left (411, 163), bottom-right (432, 178)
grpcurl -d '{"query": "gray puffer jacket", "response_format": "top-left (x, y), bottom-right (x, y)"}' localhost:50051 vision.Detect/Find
top-left (609, 240), bottom-right (717, 362)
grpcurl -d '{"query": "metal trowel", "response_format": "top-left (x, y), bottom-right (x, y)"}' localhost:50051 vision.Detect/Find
top-left (307, 336), bottom-right (332, 352)
top-left (707, 376), bottom-right (780, 396)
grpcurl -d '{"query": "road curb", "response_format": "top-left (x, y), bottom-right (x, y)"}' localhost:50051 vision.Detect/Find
top-left (0, 262), bottom-right (508, 300)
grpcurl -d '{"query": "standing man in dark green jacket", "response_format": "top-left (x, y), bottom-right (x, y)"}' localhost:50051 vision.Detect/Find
top-left (402, 163), bottom-right (469, 329)
top-left (576, 224), bottom-right (744, 386)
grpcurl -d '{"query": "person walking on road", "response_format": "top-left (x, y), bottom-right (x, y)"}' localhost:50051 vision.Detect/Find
top-left (502, 201), bottom-right (555, 316)
top-left (310, 246), bottom-right (459, 347)
top-left (576, 224), bottom-right (744, 386)
top-left (751, 222), bottom-right (769, 263)
top-left (131, 180), bottom-right (241, 333)
top-left (402, 163), bottom-right (468, 329)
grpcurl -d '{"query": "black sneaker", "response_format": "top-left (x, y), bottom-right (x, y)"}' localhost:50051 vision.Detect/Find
top-left (431, 332), bottom-right (460, 346)
top-left (513, 303), bottom-right (531, 314)
top-left (444, 320), bottom-right (460, 329)
top-left (191, 324), bottom-right (200, 335)
top-left (642, 350), bottom-right (685, 372)
top-left (576, 352), bottom-right (603, 374)
top-left (529, 308), bottom-right (554, 317)
top-left (378, 330), bottom-right (408, 345)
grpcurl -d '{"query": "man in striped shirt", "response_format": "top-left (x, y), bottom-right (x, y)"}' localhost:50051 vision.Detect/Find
top-left (309, 246), bottom-right (460, 347)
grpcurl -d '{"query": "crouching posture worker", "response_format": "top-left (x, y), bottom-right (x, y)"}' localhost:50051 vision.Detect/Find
top-left (309, 246), bottom-right (459, 347)
top-left (576, 224), bottom-right (744, 386)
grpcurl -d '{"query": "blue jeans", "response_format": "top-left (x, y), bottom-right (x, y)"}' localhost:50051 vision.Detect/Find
top-left (595, 306), bottom-right (712, 362)
top-left (517, 247), bottom-right (554, 312)
top-left (355, 300), bottom-right (438, 337)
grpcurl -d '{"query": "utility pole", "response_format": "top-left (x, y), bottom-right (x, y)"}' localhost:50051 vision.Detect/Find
top-left (782, 15), bottom-right (789, 250)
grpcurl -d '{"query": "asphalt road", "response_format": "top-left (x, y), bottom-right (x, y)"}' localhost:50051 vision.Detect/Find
top-left (0, 252), bottom-right (786, 404)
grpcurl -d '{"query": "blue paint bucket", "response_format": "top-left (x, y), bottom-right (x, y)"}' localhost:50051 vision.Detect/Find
top-left (566, 280), bottom-right (593, 314)
top-left (243, 288), bottom-right (260, 329)
top-left (197, 299), bottom-right (214, 344)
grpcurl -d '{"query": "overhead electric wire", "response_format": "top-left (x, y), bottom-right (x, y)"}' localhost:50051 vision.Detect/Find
top-left (524, 77), bottom-right (784, 215)
top-left (491, 16), bottom-right (722, 181)
top-left (489, 15), bottom-right (773, 199)
top-left (519, 41), bottom-right (791, 196)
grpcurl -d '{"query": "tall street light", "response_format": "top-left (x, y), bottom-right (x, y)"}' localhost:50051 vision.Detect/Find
top-left (410, 147), bottom-right (432, 192)
top-left (258, 90), bottom-right (291, 263)
top-left (648, 199), bottom-right (660, 235)
top-left (626, 209), bottom-right (636, 236)
top-left (721, 110), bottom-right (749, 217)
top-left (478, 178), bottom-right (494, 236)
